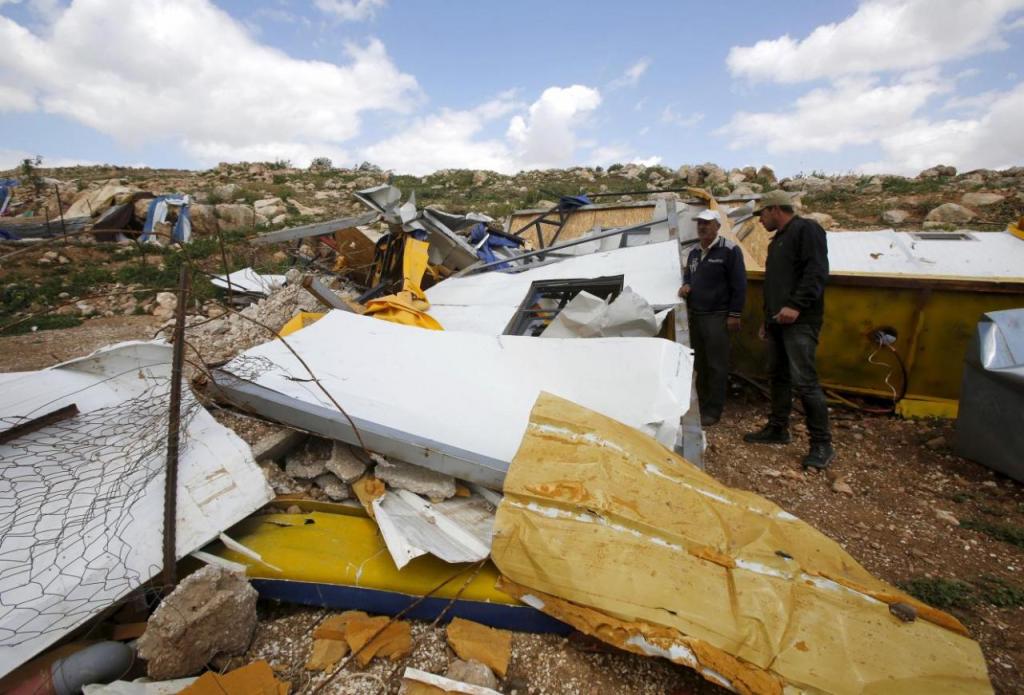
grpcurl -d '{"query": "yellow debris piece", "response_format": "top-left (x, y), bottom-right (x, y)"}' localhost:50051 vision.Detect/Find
top-left (211, 510), bottom-right (518, 606)
top-left (345, 615), bottom-right (412, 666)
top-left (352, 476), bottom-right (386, 519)
top-left (445, 617), bottom-right (512, 678)
top-left (364, 238), bottom-right (444, 330)
top-left (314, 610), bottom-right (367, 641)
top-left (180, 660), bottom-right (289, 695)
top-left (491, 392), bottom-right (993, 695)
top-left (279, 311), bottom-right (326, 337)
top-left (304, 638), bottom-right (348, 671)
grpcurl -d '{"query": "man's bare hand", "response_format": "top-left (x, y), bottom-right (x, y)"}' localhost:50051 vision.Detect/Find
top-left (758, 322), bottom-right (767, 340)
top-left (773, 306), bottom-right (800, 324)
top-left (678, 284), bottom-right (691, 298)
top-left (727, 317), bottom-right (741, 332)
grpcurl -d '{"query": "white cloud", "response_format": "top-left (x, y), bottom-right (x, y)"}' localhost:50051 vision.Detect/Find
top-left (728, 0), bottom-right (1024, 83)
top-left (585, 145), bottom-right (660, 168)
top-left (0, 0), bottom-right (419, 167)
top-left (360, 95), bottom-right (521, 175)
top-left (0, 84), bottom-right (34, 112)
top-left (718, 74), bottom-right (947, 152)
top-left (507, 85), bottom-right (601, 169)
top-left (660, 105), bottom-right (704, 127)
top-left (862, 81), bottom-right (1024, 173)
top-left (608, 58), bottom-right (650, 90)
top-left (362, 85), bottom-right (607, 174)
top-left (314, 0), bottom-right (386, 21)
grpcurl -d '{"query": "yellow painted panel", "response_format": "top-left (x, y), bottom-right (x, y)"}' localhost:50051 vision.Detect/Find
top-left (211, 510), bottom-right (515, 605)
top-left (279, 311), bottom-right (326, 337)
top-left (733, 279), bottom-right (1024, 403)
top-left (491, 393), bottom-right (992, 694)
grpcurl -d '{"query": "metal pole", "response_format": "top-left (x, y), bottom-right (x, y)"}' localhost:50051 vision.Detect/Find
top-left (162, 264), bottom-right (190, 589)
top-left (53, 185), bottom-right (69, 245)
top-left (215, 229), bottom-right (235, 304)
top-left (460, 217), bottom-right (669, 275)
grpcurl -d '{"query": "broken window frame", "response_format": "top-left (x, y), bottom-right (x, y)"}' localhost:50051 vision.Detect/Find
top-left (502, 275), bottom-right (625, 337)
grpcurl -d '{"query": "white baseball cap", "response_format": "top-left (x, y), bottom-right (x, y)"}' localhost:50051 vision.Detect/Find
top-left (692, 209), bottom-right (721, 222)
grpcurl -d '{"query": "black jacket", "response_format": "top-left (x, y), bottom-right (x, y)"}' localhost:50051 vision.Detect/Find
top-left (763, 216), bottom-right (829, 325)
top-left (683, 236), bottom-right (747, 317)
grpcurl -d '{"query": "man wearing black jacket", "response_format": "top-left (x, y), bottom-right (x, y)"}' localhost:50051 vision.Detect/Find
top-left (679, 209), bottom-right (746, 427)
top-left (743, 190), bottom-right (835, 469)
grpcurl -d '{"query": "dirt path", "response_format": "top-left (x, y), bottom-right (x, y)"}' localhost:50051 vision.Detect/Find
top-left (0, 315), bottom-right (164, 371)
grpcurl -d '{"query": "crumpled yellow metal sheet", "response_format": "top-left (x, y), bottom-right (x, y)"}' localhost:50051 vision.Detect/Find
top-left (364, 237), bottom-right (444, 330)
top-left (491, 393), bottom-right (992, 695)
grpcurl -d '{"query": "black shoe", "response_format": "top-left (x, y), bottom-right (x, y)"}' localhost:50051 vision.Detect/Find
top-left (700, 413), bottom-right (720, 427)
top-left (802, 442), bottom-right (836, 470)
top-left (743, 425), bottom-right (791, 444)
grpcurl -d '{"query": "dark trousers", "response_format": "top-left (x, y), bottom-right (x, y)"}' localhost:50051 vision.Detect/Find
top-left (766, 322), bottom-right (831, 443)
top-left (690, 311), bottom-right (730, 419)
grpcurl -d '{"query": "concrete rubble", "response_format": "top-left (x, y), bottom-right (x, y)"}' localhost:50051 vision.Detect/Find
top-left (137, 566), bottom-right (258, 679)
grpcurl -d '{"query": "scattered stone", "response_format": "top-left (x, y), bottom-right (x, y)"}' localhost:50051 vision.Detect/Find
top-left (926, 435), bottom-right (946, 450)
top-left (763, 469), bottom-right (782, 478)
top-left (804, 212), bottom-right (835, 229)
top-left (259, 461), bottom-right (309, 495)
top-left (923, 203), bottom-right (974, 228)
top-left (137, 566), bottom-right (257, 679)
top-left (881, 209), bottom-right (910, 224)
top-left (934, 509), bottom-right (959, 526)
top-left (326, 441), bottom-right (368, 483)
top-left (375, 457), bottom-right (456, 499)
top-left (446, 659), bottom-right (499, 690)
top-left (832, 479), bottom-right (854, 496)
top-left (284, 438), bottom-right (331, 479)
top-left (782, 469), bottom-right (805, 481)
top-left (960, 191), bottom-right (1005, 207)
top-left (152, 292), bottom-right (178, 322)
top-left (314, 472), bottom-right (351, 501)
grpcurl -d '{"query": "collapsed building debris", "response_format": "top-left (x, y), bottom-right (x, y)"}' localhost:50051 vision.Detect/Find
top-left (3, 166), bottom-right (1018, 692)
top-left (0, 342), bottom-right (272, 679)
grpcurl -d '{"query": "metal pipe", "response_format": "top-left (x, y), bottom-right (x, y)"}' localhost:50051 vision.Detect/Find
top-left (162, 264), bottom-right (190, 589)
top-left (461, 217), bottom-right (669, 275)
top-left (54, 184), bottom-right (68, 245)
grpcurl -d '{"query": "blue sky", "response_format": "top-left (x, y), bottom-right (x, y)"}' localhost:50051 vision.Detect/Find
top-left (1, 0), bottom-right (1023, 176)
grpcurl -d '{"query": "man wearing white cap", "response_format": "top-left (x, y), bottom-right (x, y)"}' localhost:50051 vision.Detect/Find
top-left (678, 208), bottom-right (747, 426)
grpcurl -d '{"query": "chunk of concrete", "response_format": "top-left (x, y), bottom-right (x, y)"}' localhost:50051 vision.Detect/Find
top-left (445, 617), bottom-right (511, 678)
top-left (314, 472), bottom-right (351, 501)
top-left (137, 566), bottom-right (257, 679)
top-left (375, 457), bottom-right (456, 500)
top-left (250, 427), bottom-right (306, 463)
top-left (326, 441), bottom-right (368, 483)
top-left (284, 438), bottom-right (331, 479)
top-left (446, 659), bottom-right (499, 690)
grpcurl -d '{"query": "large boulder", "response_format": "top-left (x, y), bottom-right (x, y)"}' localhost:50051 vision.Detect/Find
top-left (919, 164), bottom-right (957, 178)
top-left (254, 197), bottom-right (287, 219)
top-left (215, 203), bottom-right (255, 231)
top-left (214, 183), bottom-right (241, 201)
top-left (756, 165), bottom-right (776, 183)
top-left (189, 203), bottom-right (219, 236)
top-left (960, 191), bottom-right (1005, 207)
top-left (64, 180), bottom-right (139, 218)
top-left (137, 566), bottom-right (257, 679)
top-left (881, 209), bottom-right (910, 224)
top-left (804, 212), bottom-right (836, 229)
top-left (923, 202), bottom-right (975, 228)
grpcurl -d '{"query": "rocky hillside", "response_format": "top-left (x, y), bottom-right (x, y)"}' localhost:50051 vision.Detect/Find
top-left (4, 160), bottom-right (1022, 236)
top-left (1, 159), bottom-right (1020, 337)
